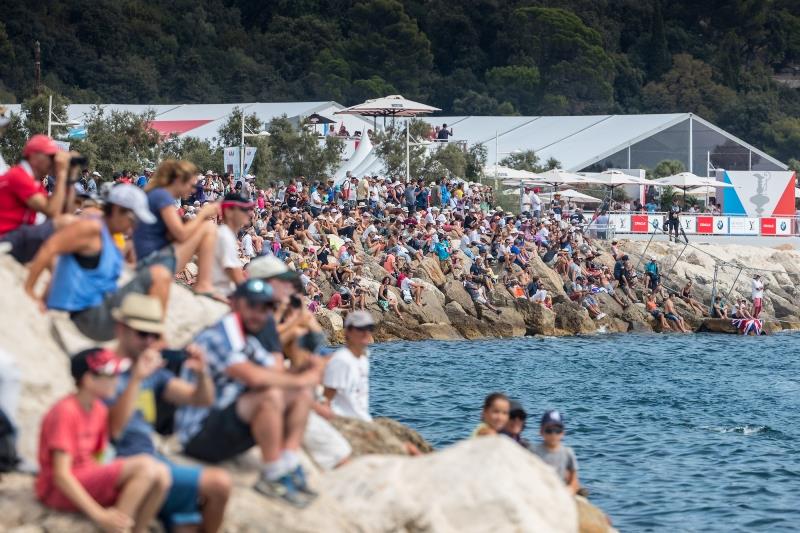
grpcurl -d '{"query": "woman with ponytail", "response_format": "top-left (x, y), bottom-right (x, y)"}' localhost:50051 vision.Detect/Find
top-left (133, 160), bottom-right (221, 298)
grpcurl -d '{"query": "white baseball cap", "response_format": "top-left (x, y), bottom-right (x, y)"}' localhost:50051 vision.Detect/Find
top-left (247, 255), bottom-right (298, 281)
top-left (106, 184), bottom-right (156, 224)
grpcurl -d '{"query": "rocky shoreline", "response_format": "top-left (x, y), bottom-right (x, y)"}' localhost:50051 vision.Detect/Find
top-left (0, 254), bottom-right (620, 533)
top-left (317, 240), bottom-right (800, 343)
top-left (2, 239), bottom-right (798, 532)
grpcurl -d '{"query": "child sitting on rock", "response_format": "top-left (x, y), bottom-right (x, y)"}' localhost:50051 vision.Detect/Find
top-left (472, 392), bottom-right (510, 437)
top-left (532, 410), bottom-right (580, 495)
top-left (36, 348), bottom-right (170, 533)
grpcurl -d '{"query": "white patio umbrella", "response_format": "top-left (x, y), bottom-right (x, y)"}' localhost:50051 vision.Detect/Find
top-left (534, 168), bottom-right (587, 189)
top-left (334, 94), bottom-right (441, 118)
top-left (540, 189), bottom-right (602, 204)
top-left (335, 95), bottom-right (441, 183)
top-left (485, 165), bottom-right (539, 180)
top-left (654, 172), bottom-right (735, 204)
top-left (653, 172), bottom-right (734, 189)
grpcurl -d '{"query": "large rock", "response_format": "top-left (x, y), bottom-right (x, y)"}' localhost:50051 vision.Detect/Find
top-left (416, 256), bottom-right (447, 288)
top-left (442, 279), bottom-right (478, 316)
top-left (528, 254), bottom-right (568, 298)
top-left (482, 306), bottom-right (528, 337)
top-left (373, 417), bottom-right (435, 454)
top-left (319, 437), bottom-right (578, 532)
top-left (553, 302), bottom-right (597, 335)
top-left (519, 300), bottom-right (557, 336)
top-left (317, 308), bottom-right (345, 345)
top-left (1, 437), bottom-right (582, 533)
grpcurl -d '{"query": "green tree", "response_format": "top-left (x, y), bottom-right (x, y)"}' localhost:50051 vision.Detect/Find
top-left (651, 159), bottom-right (685, 179)
top-left (499, 150), bottom-right (559, 173)
top-left (216, 107), bottom-right (272, 181)
top-left (160, 135), bottom-right (222, 175)
top-left (70, 107), bottom-right (161, 178)
top-left (0, 112), bottom-right (27, 164)
top-left (641, 55), bottom-right (736, 122)
top-left (265, 116), bottom-right (344, 184)
top-left (645, 1), bottom-right (671, 79)
top-left (485, 65), bottom-right (540, 114)
top-left (22, 91), bottom-right (71, 138)
top-left (373, 119), bottom-right (431, 179)
top-left (344, 0), bottom-right (434, 99)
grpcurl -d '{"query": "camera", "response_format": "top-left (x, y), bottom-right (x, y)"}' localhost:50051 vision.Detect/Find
top-left (70, 155), bottom-right (88, 167)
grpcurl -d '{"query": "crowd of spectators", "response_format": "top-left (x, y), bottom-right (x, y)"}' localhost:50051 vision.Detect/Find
top-left (0, 126), bottom-right (768, 530)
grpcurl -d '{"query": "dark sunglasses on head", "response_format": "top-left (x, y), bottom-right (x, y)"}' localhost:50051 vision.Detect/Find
top-left (543, 426), bottom-right (564, 435)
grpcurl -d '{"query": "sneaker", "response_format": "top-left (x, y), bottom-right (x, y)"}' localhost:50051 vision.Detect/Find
top-left (253, 472), bottom-right (311, 508)
top-left (291, 466), bottom-right (318, 498)
top-left (596, 312), bottom-right (606, 319)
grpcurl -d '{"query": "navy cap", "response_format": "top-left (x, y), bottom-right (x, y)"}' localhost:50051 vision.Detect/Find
top-left (232, 279), bottom-right (275, 303)
top-left (540, 410), bottom-right (565, 428)
top-left (509, 401), bottom-right (527, 419)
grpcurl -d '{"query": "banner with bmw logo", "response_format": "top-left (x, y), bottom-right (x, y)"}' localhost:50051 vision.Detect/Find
top-left (775, 218), bottom-right (793, 236)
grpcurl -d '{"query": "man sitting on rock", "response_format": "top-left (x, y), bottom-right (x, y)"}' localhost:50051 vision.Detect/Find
top-left (106, 294), bottom-right (232, 532)
top-left (175, 280), bottom-right (324, 508)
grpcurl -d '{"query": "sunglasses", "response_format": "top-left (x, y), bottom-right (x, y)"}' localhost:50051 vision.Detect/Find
top-left (543, 426), bottom-right (564, 435)
top-left (132, 329), bottom-right (161, 340)
top-left (351, 325), bottom-right (375, 332)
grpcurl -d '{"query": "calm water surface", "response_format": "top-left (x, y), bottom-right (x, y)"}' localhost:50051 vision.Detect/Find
top-left (369, 333), bottom-right (800, 532)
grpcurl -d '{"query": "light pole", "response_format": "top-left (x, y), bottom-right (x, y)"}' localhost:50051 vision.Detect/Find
top-left (240, 113), bottom-right (269, 179)
top-left (47, 95), bottom-right (80, 137)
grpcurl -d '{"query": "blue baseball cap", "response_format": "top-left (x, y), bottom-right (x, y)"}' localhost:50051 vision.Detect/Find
top-left (540, 410), bottom-right (565, 428)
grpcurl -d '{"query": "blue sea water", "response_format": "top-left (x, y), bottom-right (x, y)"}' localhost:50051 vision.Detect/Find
top-left (369, 333), bottom-right (800, 532)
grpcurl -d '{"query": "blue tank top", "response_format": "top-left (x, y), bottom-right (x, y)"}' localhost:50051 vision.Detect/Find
top-left (47, 221), bottom-right (123, 312)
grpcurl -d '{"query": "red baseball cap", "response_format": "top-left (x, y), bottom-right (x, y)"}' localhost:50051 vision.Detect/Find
top-left (22, 134), bottom-right (61, 158)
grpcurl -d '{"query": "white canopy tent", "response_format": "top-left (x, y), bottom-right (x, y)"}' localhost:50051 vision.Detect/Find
top-left (333, 133), bottom-right (374, 184)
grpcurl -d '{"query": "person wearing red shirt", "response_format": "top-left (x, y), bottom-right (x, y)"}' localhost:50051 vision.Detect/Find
top-left (37, 348), bottom-right (171, 533)
top-left (0, 135), bottom-right (72, 262)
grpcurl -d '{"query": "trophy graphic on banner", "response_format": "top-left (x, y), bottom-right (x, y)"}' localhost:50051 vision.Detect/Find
top-left (749, 172), bottom-right (770, 216)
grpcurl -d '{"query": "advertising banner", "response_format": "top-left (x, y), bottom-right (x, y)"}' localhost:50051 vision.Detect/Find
top-left (223, 146), bottom-right (257, 179)
top-left (631, 215), bottom-right (649, 233)
top-left (722, 171), bottom-right (796, 217)
top-left (760, 217), bottom-right (777, 235)
top-left (647, 215), bottom-right (664, 233)
top-left (679, 216), bottom-right (696, 234)
top-left (696, 216), bottom-right (713, 234)
top-left (711, 216), bottom-right (729, 235)
top-left (609, 214), bottom-right (630, 233)
top-left (728, 217), bottom-right (759, 235)
top-left (775, 218), bottom-right (793, 236)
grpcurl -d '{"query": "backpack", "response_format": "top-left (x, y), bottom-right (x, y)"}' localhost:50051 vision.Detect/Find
top-left (0, 409), bottom-right (19, 472)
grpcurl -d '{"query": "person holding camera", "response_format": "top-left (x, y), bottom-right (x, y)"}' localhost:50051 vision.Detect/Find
top-left (0, 135), bottom-right (77, 263)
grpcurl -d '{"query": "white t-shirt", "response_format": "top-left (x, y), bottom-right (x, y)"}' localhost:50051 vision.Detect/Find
top-left (310, 190), bottom-right (322, 208)
top-left (531, 192), bottom-right (542, 212)
top-left (323, 347), bottom-right (371, 421)
top-left (751, 279), bottom-right (764, 299)
top-left (212, 224), bottom-right (241, 295)
top-left (241, 233), bottom-right (255, 258)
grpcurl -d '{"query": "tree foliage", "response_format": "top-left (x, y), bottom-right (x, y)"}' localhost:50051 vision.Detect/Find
top-left (2, 0), bottom-right (800, 163)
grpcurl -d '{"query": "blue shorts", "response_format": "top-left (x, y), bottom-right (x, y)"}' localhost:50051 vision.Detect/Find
top-left (158, 459), bottom-right (202, 530)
